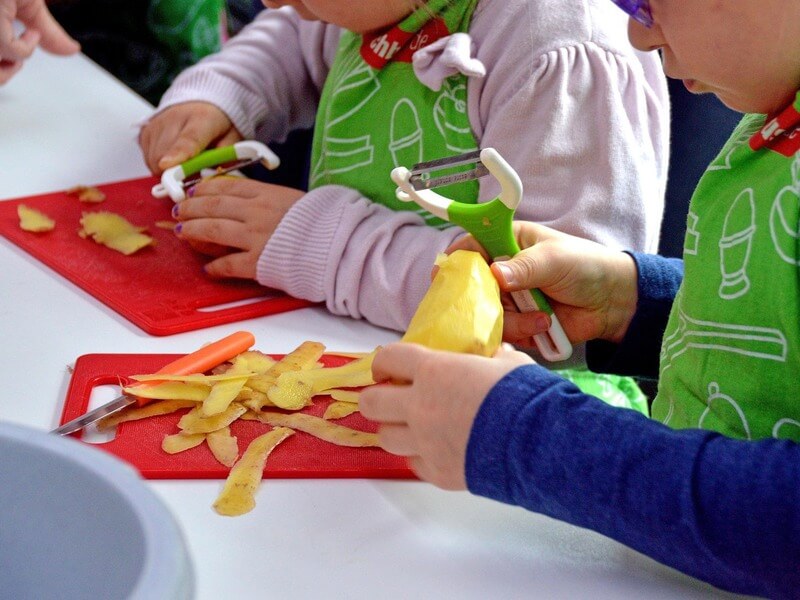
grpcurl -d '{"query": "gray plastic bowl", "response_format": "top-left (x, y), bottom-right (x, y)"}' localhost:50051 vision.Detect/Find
top-left (0, 421), bottom-right (194, 599)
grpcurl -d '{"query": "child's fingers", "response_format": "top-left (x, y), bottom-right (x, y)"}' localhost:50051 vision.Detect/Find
top-left (370, 343), bottom-right (427, 384)
top-left (216, 129), bottom-right (243, 148)
top-left (176, 217), bottom-right (251, 249)
top-left (502, 311), bottom-right (552, 345)
top-left (376, 424), bottom-right (416, 457)
top-left (490, 250), bottom-right (548, 292)
top-left (158, 118), bottom-right (222, 170)
top-left (444, 233), bottom-right (490, 260)
top-left (192, 174), bottom-right (270, 198)
top-left (202, 249), bottom-right (258, 280)
top-left (175, 194), bottom-right (252, 222)
top-left (0, 28), bottom-right (39, 62)
top-left (159, 137), bottom-right (206, 171)
top-left (30, 10), bottom-right (80, 56)
top-left (359, 383), bottom-right (410, 424)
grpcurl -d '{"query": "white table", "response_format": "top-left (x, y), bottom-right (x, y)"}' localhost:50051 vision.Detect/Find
top-left (0, 50), bottom-right (734, 599)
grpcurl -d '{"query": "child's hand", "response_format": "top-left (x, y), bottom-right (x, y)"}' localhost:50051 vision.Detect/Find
top-left (173, 176), bottom-right (304, 280)
top-left (360, 343), bottom-right (533, 490)
top-left (138, 102), bottom-right (242, 174)
top-left (0, 0), bottom-right (79, 84)
top-left (447, 222), bottom-right (639, 348)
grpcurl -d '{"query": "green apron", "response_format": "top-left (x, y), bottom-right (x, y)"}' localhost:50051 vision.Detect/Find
top-left (309, 0), bottom-right (481, 228)
top-left (652, 91), bottom-right (800, 440)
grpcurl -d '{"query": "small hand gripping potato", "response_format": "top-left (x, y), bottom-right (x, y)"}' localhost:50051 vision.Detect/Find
top-left (151, 141), bottom-right (281, 203)
top-left (391, 148), bottom-right (572, 361)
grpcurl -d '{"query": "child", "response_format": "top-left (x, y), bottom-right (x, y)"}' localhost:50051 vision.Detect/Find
top-left (138, 0), bottom-right (669, 335)
top-left (0, 0), bottom-right (79, 84)
top-left (360, 0), bottom-right (800, 597)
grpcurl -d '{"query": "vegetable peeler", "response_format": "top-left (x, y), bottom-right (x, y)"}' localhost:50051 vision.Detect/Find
top-left (391, 148), bottom-right (573, 361)
top-left (151, 141), bottom-right (280, 202)
top-left (52, 330), bottom-right (256, 435)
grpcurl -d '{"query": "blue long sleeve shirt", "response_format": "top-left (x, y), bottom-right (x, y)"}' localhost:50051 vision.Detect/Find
top-left (465, 253), bottom-right (800, 599)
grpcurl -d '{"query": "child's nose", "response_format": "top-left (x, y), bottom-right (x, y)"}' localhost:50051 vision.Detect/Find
top-left (627, 19), bottom-right (664, 53)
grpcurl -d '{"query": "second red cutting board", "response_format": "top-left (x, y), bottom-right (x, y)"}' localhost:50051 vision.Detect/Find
top-left (0, 176), bottom-right (314, 335)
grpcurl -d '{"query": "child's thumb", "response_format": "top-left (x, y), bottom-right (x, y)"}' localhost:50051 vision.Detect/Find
top-left (491, 253), bottom-right (541, 292)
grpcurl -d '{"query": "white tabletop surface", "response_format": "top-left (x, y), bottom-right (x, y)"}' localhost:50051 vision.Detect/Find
top-left (0, 49), bottom-right (735, 599)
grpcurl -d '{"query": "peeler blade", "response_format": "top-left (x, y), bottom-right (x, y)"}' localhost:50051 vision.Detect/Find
top-left (180, 157), bottom-right (262, 190)
top-left (408, 150), bottom-right (489, 190)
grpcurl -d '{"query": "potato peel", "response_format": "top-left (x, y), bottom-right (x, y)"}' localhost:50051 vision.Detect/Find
top-left (212, 427), bottom-right (294, 516)
top-left (324, 389), bottom-right (361, 404)
top-left (17, 204), bottom-right (55, 232)
top-left (122, 381), bottom-right (210, 402)
top-left (67, 185), bottom-right (106, 203)
top-left (79, 211), bottom-right (154, 255)
top-left (253, 411), bottom-right (378, 447)
top-left (96, 399), bottom-right (196, 431)
top-left (178, 403), bottom-right (247, 434)
top-left (207, 427), bottom-right (239, 467)
top-left (244, 341), bottom-right (325, 410)
top-left (162, 432), bottom-right (206, 454)
top-left (322, 401), bottom-right (360, 421)
top-left (268, 351), bottom-right (375, 410)
top-left (201, 376), bottom-right (249, 417)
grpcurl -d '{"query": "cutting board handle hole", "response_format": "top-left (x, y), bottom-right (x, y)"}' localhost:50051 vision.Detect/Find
top-left (195, 295), bottom-right (277, 313)
top-left (81, 384), bottom-right (120, 444)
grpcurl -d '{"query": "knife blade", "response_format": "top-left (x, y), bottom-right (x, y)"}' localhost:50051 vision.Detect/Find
top-left (52, 330), bottom-right (256, 436)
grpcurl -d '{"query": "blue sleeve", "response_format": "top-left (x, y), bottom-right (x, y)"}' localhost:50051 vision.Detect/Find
top-left (586, 252), bottom-right (684, 379)
top-left (465, 364), bottom-right (800, 599)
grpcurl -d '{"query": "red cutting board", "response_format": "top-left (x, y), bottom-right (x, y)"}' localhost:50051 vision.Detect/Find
top-left (0, 177), bottom-right (314, 335)
top-left (60, 353), bottom-right (415, 480)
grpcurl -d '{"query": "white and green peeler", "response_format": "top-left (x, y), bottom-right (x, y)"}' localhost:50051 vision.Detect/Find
top-left (151, 140), bottom-right (280, 202)
top-left (391, 147), bottom-right (573, 361)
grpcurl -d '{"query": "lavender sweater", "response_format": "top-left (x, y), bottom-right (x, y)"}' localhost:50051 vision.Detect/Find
top-left (155, 1), bottom-right (669, 331)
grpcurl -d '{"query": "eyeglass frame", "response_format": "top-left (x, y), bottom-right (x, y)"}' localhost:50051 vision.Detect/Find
top-left (609, 0), bottom-right (654, 27)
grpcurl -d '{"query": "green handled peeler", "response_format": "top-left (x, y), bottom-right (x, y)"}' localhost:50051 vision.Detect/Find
top-left (151, 140), bottom-right (280, 202)
top-left (391, 147), bottom-right (572, 361)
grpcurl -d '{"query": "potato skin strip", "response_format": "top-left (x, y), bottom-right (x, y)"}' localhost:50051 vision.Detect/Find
top-left (178, 403), bottom-right (247, 434)
top-left (244, 341), bottom-right (325, 410)
top-left (323, 401), bottom-right (360, 421)
top-left (162, 432), bottom-right (206, 454)
top-left (129, 372), bottom-right (253, 383)
top-left (18, 204), bottom-right (55, 232)
top-left (122, 381), bottom-right (210, 402)
top-left (235, 388), bottom-right (276, 409)
top-left (268, 351), bottom-right (375, 410)
top-left (79, 211), bottom-right (153, 255)
top-left (96, 399), bottom-right (196, 430)
top-left (207, 427), bottom-right (239, 467)
top-left (229, 351), bottom-right (276, 375)
top-left (254, 412), bottom-right (378, 447)
top-left (201, 376), bottom-right (249, 417)
top-left (213, 427), bottom-right (294, 516)
top-left (324, 389), bottom-right (361, 404)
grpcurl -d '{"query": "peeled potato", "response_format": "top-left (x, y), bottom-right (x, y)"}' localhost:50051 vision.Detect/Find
top-left (402, 250), bottom-right (502, 356)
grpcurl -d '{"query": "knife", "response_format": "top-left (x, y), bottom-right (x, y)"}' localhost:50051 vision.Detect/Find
top-left (52, 330), bottom-right (256, 436)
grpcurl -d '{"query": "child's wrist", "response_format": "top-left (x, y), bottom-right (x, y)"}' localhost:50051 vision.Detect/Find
top-left (606, 252), bottom-right (639, 344)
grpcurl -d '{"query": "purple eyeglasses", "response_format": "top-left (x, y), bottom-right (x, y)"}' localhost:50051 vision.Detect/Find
top-left (610, 0), bottom-right (654, 27)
